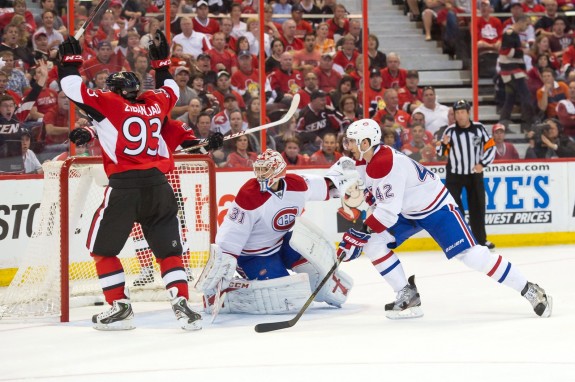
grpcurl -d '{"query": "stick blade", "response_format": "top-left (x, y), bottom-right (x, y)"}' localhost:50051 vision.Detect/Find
top-left (254, 320), bottom-right (293, 333)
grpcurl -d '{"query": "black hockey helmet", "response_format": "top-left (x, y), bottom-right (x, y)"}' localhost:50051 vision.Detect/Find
top-left (453, 99), bottom-right (471, 111)
top-left (106, 71), bottom-right (140, 101)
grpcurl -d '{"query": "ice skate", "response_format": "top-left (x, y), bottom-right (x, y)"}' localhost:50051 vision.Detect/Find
top-left (168, 288), bottom-right (202, 330)
top-left (92, 299), bottom-right (135, 330)
top-left (522, 282), bottom-right (553, 318)
top-left (385, 275), bottom-right (424, 319)
top-left (132, 267), bottom-right (154, 286)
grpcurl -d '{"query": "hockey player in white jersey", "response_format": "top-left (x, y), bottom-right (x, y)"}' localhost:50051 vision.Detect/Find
top-left (337, 119), bottom-right (552, 319)
top-left (196, 149), bottom-right (356, 315)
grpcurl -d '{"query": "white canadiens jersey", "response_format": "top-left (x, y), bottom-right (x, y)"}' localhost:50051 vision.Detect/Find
top-left (216, 174), bottom-right (330, 258)
top-left (360, 145), bottom-right (456, 233)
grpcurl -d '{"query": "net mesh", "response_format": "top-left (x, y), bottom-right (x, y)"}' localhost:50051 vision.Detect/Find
top-left (0, 157), bottom-right (213, 320)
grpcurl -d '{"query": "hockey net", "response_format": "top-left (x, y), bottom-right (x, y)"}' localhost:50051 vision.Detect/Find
top-left (0, 155), bottom-right (216, 322)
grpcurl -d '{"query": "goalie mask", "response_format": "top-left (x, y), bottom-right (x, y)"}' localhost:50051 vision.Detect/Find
top-left (253, 149), bottom-right (287, 192)
top-left (344, 119), bottom-right (381, 160)
top-left (106, 71), bottom-right (141, 102)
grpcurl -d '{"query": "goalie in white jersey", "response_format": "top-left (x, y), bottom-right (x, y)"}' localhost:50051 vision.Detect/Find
top-left (196, 149), bottom-right (356, 315)
top-left (337, 119), bottom-right (552, 319)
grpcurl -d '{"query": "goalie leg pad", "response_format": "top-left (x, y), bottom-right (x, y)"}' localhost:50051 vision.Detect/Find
top-left (204, 273), bottom-right (311, 314)
top-left (288, 217), bottom-right (354, 307)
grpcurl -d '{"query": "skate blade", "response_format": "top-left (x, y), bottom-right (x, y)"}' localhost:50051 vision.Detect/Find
top-left (93, 320), bottom-right (136, 331)
top-left (386, 306), bottom-right (424, 320)
top-left (540, 295), bottom-right (553, 318)
top-left (179, 317), bottom-right (202, 331)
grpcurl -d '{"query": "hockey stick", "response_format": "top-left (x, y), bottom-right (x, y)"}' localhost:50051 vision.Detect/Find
top-left (177, 93), bottom-right (300, 153)
top-left (74, 0), bottom-right (110, 40)
top-left (254, 249), bottom-right (345, 333)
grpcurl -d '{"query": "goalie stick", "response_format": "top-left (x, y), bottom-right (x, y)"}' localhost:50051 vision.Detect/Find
top-left (254, 249), bottom-right (345, 333)
top-left (178, 93), bottom-right (300, 153)
top-left (74, 0), bottom-right (110, 40)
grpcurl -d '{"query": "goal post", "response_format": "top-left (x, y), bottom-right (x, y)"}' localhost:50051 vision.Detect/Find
top-left (0, 155), bottom-right (217, 323)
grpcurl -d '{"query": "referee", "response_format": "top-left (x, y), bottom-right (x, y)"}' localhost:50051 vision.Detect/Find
top-left (437, 100), bottom-right (496, 249)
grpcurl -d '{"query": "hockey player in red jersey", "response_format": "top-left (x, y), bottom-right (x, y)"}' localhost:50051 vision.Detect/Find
top-left (338, 119), bottom-right (552, 319)
top-left (196, 150), bottom-right (357, 316)
top-left (58, 31), bottom-right (211, 331)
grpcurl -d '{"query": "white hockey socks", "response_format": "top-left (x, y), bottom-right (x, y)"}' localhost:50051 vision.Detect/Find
top-left (455, 245), bottom-right (527, 292)
top-left (366, 250), bottom-right (409, 293)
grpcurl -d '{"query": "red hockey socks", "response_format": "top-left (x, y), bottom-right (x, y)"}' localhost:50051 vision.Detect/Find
top-left (157, 256), bottom-right (189, 299)
top-left (93, 255), bottom-right (127, 304)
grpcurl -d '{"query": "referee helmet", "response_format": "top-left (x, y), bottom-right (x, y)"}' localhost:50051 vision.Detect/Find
top-left (453, 99), bottom-right (471, 111)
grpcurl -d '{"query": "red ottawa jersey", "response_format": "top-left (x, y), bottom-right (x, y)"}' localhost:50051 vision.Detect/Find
top-left (161, 119), bottom-right (197, 152)
top-left (381, 68), bottom-right (407, 89)
top-left (230, 69), bottom-right (260, 98)
top-left (59, 73), bottom-right (179, 176)
top-left (268, 68), bottom-right (304, 95)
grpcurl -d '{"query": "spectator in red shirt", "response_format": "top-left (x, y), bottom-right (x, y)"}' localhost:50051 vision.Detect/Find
top-left (398, 69), bottom-right (423, 113)
top-left (193, 0), bottom-right (220, 36)
top-left (212, 70), bottom-right (246, 110)
top-left (333, 34), bottom-right (359, 75)
top-left (41, 91), bottom-right (70, 154)
top-left (297, 71), bottom-right (332, 110)
top-left (219, 17), bottom-right (238, 53)
top-left (492, 122), bottom-right (520, 160)
top-left (358, 68), bottom-right (386, 117)
top-left (556, 79), bottom-right (575, 137)
top-left (310, 132), bottom-right (342, 165)
top-left (208, 32), bottom-right (238, 74)
top-left (27, 67), bottom-right (58, 121)
top-left (281, 136), bottom-right (310, 166)
top-left (374, 88), bottom-right (411, 128)
top-left (381, 52), bottom-right (407, 90)
top-left (477, 0), bottom-right (503, 54)
top-left (280, 19), bottom-right (304, 52)
top-left (313, 52), bottom-right (342, 93)
top-left (0, 0), bottom-right (36, 35)
top-left (269, 52), bottom-right (304, 104)
top-left (291, 4), bottom-right (314, 39)
top-left (231, 50), bottom-right (262, 100)
top-left (326, 3), bottom-right (349, 39)
top-left (81, 41), bottom-right (130, 84)
top-left (293, 32), bottom-right (322, 70)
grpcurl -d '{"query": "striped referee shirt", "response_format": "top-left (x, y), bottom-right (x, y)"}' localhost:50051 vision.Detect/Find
top-left (437, 121), bottom-right (496, 175)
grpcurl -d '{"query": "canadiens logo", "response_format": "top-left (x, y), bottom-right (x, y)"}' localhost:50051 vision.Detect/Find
top-left (272, 207), bottom-right (298, 231)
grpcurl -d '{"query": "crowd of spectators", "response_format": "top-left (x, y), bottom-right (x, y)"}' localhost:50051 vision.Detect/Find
top-left (1, 0), bottom-right (574, 175)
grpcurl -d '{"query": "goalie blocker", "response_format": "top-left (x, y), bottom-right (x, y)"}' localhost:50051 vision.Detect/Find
top-left (197, 218), bottom-right (353, 315)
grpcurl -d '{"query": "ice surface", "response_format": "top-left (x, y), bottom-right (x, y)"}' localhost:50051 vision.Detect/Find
top-left (1, 245), bottom-right (573, 382)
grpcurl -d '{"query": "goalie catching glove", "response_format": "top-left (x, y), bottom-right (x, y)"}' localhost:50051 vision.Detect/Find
top-left (58, 36), bottom-right (83, 67)
top-left (69, 126), bottom-right (96, 146)
top-left (148, 30), bottom-right (170, 69)
top-left (339, 228), bottom-right (370, 261)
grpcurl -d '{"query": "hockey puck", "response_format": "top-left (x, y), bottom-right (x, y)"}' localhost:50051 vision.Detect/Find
top-left (94, 302), bottom-right (105, 306)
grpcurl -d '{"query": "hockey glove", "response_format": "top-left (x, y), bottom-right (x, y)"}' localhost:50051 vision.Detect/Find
top-left (69, 126), bottom-right (95, 146)
top-left (58, 37), bottom-right (83, 67)
top-left (339, 228), bottom-right (371, 262)
top-left (206, 132), bottom-right (224, 151)
top-left (149, 30), bottom-right (170, 69)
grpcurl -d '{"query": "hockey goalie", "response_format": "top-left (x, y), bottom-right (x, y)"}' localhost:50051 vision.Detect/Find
top-left (196, 149), bottom-right (358, 315)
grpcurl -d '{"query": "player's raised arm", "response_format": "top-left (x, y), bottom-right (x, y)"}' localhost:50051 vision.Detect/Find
top-left (148, 30), bottom-right (179, 102)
